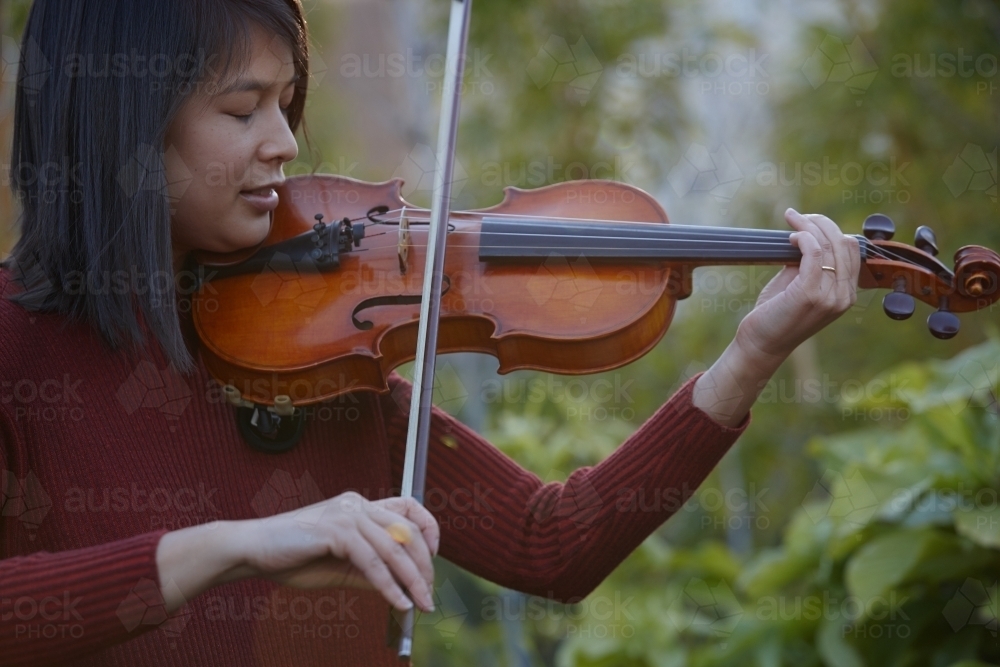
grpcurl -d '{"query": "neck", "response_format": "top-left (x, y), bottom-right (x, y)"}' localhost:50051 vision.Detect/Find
top-left (477, 216), bottom-right (807, 265)
top-left (173, 245), bottom-right (191, 277)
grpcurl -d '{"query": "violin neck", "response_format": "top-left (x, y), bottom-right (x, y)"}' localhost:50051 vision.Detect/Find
top-left (478, 216), bottom-right (820, 266)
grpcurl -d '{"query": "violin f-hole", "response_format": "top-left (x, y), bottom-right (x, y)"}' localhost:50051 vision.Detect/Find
top-left (351, 275), bottom-right (452, 330)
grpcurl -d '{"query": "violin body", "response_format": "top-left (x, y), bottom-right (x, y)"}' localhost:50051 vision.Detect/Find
top-left (193, 174), bottom-right (1000, 410)
top-left (193, 174), bottom-right (679, 405)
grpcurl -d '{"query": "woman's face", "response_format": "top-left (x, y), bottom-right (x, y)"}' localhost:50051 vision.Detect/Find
top-left (165, 27), bottom-right (299, 259)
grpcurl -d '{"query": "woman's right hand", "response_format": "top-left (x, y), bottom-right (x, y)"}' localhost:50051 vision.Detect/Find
top-left (243, 492), bottom-right (438, 611)
top-left (155, 492), bottom-right (439, 615)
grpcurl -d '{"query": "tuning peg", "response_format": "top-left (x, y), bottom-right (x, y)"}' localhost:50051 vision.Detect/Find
top-left (862, 214), bottom-right (895, 241)
top-left (313, 213), bottom-right (326, 233)
top-left (927, 301), bottom-right (960, 339)
top-left (914, 225), bottom-right (938, 256)
top-left (883, 291), bottom-right (915, 320)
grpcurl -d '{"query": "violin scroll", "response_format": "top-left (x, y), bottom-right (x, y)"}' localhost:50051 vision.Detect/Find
top-left (858, 213), bottom-right (999, 336)
top-left (954, 245), bottom-right (1000, 300)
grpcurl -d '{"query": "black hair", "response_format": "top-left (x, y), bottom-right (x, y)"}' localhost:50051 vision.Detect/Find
top-left (1, 0), bottom-right (309, 373)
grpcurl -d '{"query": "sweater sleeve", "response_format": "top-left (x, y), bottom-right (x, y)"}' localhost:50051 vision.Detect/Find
top-left (381, 371), bottom-right (749, 603)
top-left (0, 405), bottom-right (171, 667)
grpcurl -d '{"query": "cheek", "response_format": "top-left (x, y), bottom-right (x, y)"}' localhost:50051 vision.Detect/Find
top-left (170, 182), bottom-right (268, 253)
top-left (166, 137), bottom-right (264, 252)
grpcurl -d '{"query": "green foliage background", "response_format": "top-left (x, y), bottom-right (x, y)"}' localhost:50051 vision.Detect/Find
top-left (0, 0), bottom-right (996, 664)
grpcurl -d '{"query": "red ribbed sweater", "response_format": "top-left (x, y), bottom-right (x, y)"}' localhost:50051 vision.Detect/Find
top-left (0, 267), bottom-right (748, 666)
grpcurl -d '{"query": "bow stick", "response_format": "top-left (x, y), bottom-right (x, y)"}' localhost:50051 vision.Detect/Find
top-left (392, 0), bottom-right (473, 658)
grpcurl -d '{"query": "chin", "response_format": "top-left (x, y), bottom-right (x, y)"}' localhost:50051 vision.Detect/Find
top-left (233, 215), bottom-right (273, 250)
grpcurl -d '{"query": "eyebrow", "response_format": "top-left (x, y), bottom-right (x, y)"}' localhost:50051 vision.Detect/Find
top-left (219, 74), bottom-right (301, 95)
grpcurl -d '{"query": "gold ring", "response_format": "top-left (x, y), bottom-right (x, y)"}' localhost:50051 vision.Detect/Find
top-left (821, 266), bottom-right (836, 273)
top-left (386, 523), bottom-right (412, 545)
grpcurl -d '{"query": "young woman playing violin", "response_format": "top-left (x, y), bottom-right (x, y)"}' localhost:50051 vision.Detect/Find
top-left (0, 1), bottom-right (860, 665)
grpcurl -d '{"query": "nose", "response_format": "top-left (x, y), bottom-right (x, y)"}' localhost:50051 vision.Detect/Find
top-left (258, 105), bottom-right (299, 166)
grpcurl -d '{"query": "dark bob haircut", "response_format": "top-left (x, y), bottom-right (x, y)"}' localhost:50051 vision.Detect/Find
top-left (1, 0), bottom-right (309, 373)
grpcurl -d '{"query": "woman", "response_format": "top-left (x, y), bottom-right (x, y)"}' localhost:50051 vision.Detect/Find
top-left (0, 0), bottom-right (859, 665)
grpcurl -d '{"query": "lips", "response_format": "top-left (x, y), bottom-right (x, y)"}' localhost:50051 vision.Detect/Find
top-left (239, 185), bottom-right (280, 212)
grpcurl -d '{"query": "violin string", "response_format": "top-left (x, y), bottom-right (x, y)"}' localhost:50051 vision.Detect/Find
top-left (389, 221), bottom-right (799, 249)
top-left (390, 227), bottom-right (915, 264)
top-left (374, 206), bottom-right (803, 235)
top-left (363, 208), bottom-right (925, 268)
top-left (416, 229), bottom-right (799, 246)
top-left (357, 238), bottom-right (914, 266)
top-left (374, 237), bottom-right (923, 269)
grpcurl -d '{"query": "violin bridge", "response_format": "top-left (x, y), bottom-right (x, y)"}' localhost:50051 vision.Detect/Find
top-left (398, 208), bottom-right (411, 274)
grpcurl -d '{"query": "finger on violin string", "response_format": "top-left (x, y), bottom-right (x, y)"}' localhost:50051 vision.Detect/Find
top-left (804, 213), bottom-right (853, 276)
top-left (788, 230), bottom-right (824, 283)
top-left (805, 213), bottom-right (859, 308)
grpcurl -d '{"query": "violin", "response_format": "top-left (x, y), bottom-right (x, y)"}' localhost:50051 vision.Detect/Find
top-left (191, 173), bottom-right (1000, 413)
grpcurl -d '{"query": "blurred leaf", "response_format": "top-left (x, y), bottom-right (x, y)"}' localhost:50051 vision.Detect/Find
top-left (954, 506), bottom-right (1000, 549)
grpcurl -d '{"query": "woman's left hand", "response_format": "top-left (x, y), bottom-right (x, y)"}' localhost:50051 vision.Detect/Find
top-left (692, 208), bottom-right (860, 427)
top-left (735, 208), bottom-right (860, 361)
